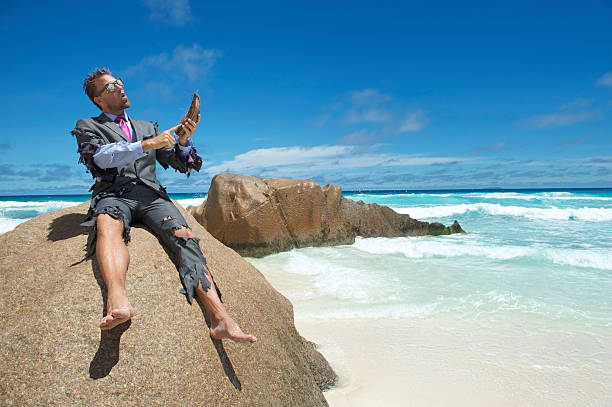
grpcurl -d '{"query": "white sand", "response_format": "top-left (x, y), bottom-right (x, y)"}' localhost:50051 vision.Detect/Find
top-left (295, 317), bottom-right (611, 407)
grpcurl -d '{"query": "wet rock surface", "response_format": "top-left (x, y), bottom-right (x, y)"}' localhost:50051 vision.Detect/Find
top-left (0, 202), bottom-right (334, 406)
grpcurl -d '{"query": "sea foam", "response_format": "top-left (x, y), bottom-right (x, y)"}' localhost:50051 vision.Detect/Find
top-left (467, 192), bottom-right (612, 201)
top-left (175, 198), bottom-right (207, 208)
top-left (0, 200), bottom-right (84, 235)
top-left (351, 236), bottom-right (612, 270)
top-left (0, 200), bottom-right (82, 212)
top-left (392, 203), bottom-right (612, 221)
top-left (0, 218), bottom-right (30, 234)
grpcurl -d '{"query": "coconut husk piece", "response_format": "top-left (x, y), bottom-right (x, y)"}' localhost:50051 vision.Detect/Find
top-left (176, 93), bottom-right (200, 138)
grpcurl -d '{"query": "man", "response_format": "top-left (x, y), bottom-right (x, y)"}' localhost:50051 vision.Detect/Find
top-left (72, 68), bottom-right (256, 343)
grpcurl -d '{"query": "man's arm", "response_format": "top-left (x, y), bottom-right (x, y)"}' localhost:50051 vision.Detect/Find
top-left (93, 141), bottom-right (147, 168)
top-left (155, 118), bottom-right (203, 176)
top-left (73, 119), bottom-right (179, 178)
top-left (92, 125), bottom-right (185, 169)
top-left (72, 123), bottom-right (118, 182)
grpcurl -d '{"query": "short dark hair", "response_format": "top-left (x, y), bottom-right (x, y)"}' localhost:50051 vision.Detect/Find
top-left (83, 68), bottom-right (112, 110)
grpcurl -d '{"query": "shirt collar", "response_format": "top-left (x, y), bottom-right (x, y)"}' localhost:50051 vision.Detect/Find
top-left (104, 112), bottom-right (129, 122)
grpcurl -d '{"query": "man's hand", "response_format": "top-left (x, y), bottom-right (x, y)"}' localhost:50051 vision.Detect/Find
top-left (142, 124), bottom-right (180, 152)
top-left (178, 114), bottom-right (200, 146)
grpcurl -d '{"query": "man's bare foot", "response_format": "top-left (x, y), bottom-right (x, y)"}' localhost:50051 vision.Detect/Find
top-left (210, 316), bottom-right (257, 343)
top-left (100, 306), bottom-right (133, 330)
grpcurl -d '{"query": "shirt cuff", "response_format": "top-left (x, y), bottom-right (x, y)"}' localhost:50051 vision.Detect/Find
top-left (177, 138), bottom-right (193, 153)
top-left (133, 140), bottom-right (145, 154)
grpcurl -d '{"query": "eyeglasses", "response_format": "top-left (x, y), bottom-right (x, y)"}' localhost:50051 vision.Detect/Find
top-left (96, 78), bottom-right (124, 96)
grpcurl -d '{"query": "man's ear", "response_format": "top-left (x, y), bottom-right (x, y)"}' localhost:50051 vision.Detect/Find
top-left (93, 95), bottom-right (102, 108)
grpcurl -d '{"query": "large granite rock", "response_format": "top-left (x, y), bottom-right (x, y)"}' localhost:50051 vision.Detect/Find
top-left (0, 202), bottom-right (335, 406)
top-left (187, 173), bottom-right (465, 257)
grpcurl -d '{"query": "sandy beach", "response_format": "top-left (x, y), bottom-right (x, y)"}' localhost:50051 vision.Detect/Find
top-left (295, 317), bottom-right (610, 407)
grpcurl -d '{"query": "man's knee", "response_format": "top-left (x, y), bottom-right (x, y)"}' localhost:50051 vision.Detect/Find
top-left (172, 226), bottom-right (195, 239)
top-left (97, 213), bottom-right (124, 237)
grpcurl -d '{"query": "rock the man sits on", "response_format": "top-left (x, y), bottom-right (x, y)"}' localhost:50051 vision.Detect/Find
top-left (72, 68), bottom-right (255, 343)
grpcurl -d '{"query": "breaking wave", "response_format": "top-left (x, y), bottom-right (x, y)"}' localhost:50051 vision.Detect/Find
top-left (351, 236), bottom-right (612, 270)
top-left (392, 203), bottom-right (612, 221)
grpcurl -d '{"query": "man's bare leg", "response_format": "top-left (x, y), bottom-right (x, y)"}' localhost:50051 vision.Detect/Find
top-left (96, 214), bottom-right (133, 330)
top-left (195, 279), bottom-right (257, 343)
top-left (173, 227), bottom-right (257, 343)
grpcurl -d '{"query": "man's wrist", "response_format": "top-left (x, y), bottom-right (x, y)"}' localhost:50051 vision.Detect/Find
top-left (142, 139), bottom-right (152, 152)
top-left (178, 138), bottom-right (193, 149)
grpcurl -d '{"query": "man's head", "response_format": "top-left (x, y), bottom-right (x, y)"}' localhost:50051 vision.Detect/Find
top-left (83, 68), bottom-right (131, 114)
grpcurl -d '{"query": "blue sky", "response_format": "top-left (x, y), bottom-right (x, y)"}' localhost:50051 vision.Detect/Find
top-left (0, 0), bottom-right (611, 195)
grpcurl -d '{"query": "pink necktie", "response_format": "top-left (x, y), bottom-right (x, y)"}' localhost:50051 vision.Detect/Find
top-left (115, 116), bottom-right (132, 143)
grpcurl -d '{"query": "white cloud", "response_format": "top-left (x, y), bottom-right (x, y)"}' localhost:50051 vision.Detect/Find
top-left (206, 145), bottom-right (353, 174)
top-left (205, 144), bottom-right (468, 178)
top-left (398, 110), bottom-right (429, 132)
top-left (338, 130), bottom-right (377, 145)
top-left (336, 89), bottom-right (430, 133)
top-left (523, 111), bottom-right (596, 128)
top-left (350, 89), bottom-right (392, 105)
top-left (126, 44), bottom-right (221, 83)
top-left (559, 98), bottom-right (593, 110)
top-left (470, 141), bottom-right (508, 153)
top-left (344, 88), bottom-right (393, 124)
top-left (596, 72), bottom-right (612, 87)
top-left (345, 107), bottom-right (392, 123)
top-left (140, 0), bottom-right (194, 26)
top-left (142, 80), bottom-right (173, 99)
top-left (521, 99), bottom-right (598, 129)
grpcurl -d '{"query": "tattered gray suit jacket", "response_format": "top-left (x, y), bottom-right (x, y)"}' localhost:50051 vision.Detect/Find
top-left (72, 113), bottom-right (207, 302)
top-left (72, 112), bottom-right (202, 198)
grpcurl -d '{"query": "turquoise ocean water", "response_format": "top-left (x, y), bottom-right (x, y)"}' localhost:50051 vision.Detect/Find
top-left (2, 189), bottom-right (611, 404)
top-left (2, 189), bottom-right (610, 322)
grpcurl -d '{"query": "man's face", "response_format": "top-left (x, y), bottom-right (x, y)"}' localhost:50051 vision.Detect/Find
top-left (94, 74), bottom-right (131, 113)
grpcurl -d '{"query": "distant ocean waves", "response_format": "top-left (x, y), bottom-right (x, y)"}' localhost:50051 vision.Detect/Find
top-left (391, 203), bottom-right (612, 221)
top-left (0, 200), bottom-right (83, 234)
top-left (0, 195), bottom-right (207, 235)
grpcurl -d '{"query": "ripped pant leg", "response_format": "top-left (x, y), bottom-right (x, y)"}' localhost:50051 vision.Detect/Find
top-left (81, 197), bottom-right (134, 257)
top-left (138, 198), bottom-right (212, 304)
